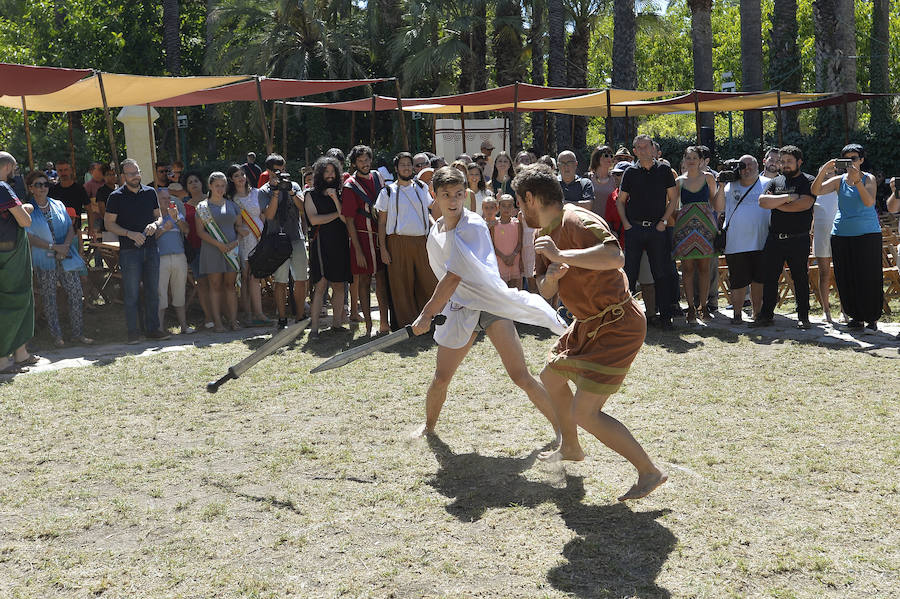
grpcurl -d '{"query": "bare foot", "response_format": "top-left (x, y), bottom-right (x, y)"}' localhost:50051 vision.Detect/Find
top-left (539, 443), bottom-right (586, 462)
top-left (617, 469), bottom-right (668, 501)
top-left (411, 423), bottom-right (435, 438)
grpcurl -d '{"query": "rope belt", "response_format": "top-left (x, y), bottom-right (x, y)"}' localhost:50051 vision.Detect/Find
top-left (575, 295), bottom-right (634, 338)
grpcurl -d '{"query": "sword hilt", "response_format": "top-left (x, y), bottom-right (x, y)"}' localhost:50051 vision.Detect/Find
top-left (433, 314), bottom-right (447, 326)
top-left (206, 369), bottom-right (236, 393)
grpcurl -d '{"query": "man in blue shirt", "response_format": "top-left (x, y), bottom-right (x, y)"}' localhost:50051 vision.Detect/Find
top-left (556, 150), bottom-right (593, 209)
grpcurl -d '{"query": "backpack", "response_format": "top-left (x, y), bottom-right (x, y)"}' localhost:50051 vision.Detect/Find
top-left (247, 219), bottom-right (292, 278)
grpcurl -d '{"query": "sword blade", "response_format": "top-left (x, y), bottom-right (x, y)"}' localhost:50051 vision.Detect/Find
top-left (310, 326), bottom-right (412, 373)
top-left (230, 318), bottom-right (310, 378)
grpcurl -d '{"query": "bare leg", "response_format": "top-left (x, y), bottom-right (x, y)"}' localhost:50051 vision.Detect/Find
top-left (817, 257), bottom-right (833, 322)
top-left (239, 262), bottom-right (252, 316)
top-left (416, 333), bottom-right (477, 435)
top-left (195, 275), bottom-right (213, 325)
top-left (374, 270), bottom-right (390, 333)
top-left (249, 274), bottom-right (264, 319)
top-left (175, 305), bottom-right (189, 330)
top-left (729, 286), bottom-right (747, 321)
top-left (207, 273), bottom-right (224, 331)
top-left (749, 282), bottom-right (763, 319)
top-left (358, 274), bottom-right (373, 335)
top-left (526, 277), bottom-right (537, 292)
top-left (681, 260), bottom-right (696, 321)
top-left (223, 272), bottom-right (239, 328)
top-left (273, 281), bottom-right (288, 319)
top-left (330, 281), bottom-right (346, 328)
top-left (539, 365), bottom-right (585, 461)
top-left (484, 319), bottom-right (578, 454)
top-left (349, 276), bottom-right (362, 322)
top-left (310, 280), bottom-right (326, 333)
top-left (292, 279), bottom-right (308, 320)
top-left (570, 388), bottom-right (666, 501)
top-left (696, 258), bottom-right (711, 318)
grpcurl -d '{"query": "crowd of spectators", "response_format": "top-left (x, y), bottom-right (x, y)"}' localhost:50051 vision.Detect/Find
top-left (2, 132), bottom-right (899, 370)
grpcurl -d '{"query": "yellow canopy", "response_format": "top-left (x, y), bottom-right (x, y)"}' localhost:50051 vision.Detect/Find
top-left (403, 89), bottom-right (671, 115)
top-left (0, 73), bottom-right (248, 112)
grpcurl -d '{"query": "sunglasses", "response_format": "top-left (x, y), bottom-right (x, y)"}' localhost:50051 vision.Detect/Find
top-left (413, 162), bottom-right (428, 168)
top-left (31, 181), bottom-right (49, 188)
top-left (600, 153), bottom-right (613, 158)
top-left (844, 155), bottom-right (862, 162)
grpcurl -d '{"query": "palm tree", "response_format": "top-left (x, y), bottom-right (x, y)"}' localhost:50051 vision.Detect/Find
top-left (688, 0), bottom-right (714, 136)
top-left (494, 0), bottom-right (525, 150)
top-left (769, 0), bottom-right (801, 135)
top-left (162, 0), bottom-right (181, 75)
top-left (565, 0), bottom-right (602, 151)
top-left (548, 0), bottom-right (569, 149)
top-left (530, 0), bottom-right (547, 155)
top-left (740, 0), bottom-right (763, 140)
top-left (611, 0), bottom-right (636, 146)
top-left (870, 0), bottom-right (891, 129)
top-left (812, 0), bottom-right (857, 134)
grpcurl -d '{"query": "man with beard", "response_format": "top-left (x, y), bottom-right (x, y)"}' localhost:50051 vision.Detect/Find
top-left (104, 159), bottom-right (170, 343)
top-left (376, 152), bottom-right (438, 328)
top-left (762, 147), bottom-right (781, 179)
top-left (409, 166), bottom-right (568, 442)
top-left (50, 159), bottom-right (89, 229)
top-left (752, 145), bottom-right (815, 329)
top-left (518, 164), bottom-right (667, 502)
top-left (342, 145), bottom-right (391, 336)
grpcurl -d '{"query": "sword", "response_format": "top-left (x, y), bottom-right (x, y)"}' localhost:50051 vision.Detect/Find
top-left (310, 314), bottom-right (446, 373)
top-left (206, 318), bottom-right (310, 393)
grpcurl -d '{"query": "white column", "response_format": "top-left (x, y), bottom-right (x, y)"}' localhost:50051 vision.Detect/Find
top-left (116, 105), bottom-right (159, 179)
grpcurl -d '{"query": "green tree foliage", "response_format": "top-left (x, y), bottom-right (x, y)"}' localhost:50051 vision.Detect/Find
top-left (2, 0), bottom-right (899, 176)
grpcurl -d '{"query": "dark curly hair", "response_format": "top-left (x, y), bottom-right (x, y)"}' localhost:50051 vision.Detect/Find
top-left (312, 156), bottom-right (343, 191)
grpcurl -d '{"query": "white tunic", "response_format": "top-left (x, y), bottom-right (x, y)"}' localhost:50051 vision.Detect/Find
top-left (427, 209), bottom-right (568, 349)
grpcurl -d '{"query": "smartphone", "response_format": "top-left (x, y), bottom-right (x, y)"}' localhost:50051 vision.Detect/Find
top-left (169, 200), bottom-right (176, 210)
top-left (834, 159), bottom-right (852, 174)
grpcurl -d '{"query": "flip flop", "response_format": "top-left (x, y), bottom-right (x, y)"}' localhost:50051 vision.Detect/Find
top-left (0, 361), bottom-right (26, 374)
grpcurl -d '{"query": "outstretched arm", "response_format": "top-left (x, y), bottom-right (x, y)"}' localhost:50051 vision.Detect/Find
top-left (411, 272), bottom-right (462, 335)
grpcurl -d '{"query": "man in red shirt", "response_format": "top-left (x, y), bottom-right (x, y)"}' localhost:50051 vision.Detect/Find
top-left (342, 145), bottom-right (391, 336)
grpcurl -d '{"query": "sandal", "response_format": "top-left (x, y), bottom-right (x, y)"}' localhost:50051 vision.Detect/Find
top-left (53, 338), bottom-right (65, 347)
top-left (231, 321), bottom-right (243, 331)
top-left (15, 354), bottom-right (40, 366)
top-left (0, 361), bottom-right (25, 374)
top-left (77, 336), bottom-right (94, 345)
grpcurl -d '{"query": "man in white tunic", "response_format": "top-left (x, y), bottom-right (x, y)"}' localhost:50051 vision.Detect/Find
top-left (410, 167), bottom-right (570, 446)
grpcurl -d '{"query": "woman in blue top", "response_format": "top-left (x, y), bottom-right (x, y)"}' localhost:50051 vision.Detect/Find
top-left (811, 144), bottom-right (882, 331)
top-left (24, 171), bottom-right (93, 347)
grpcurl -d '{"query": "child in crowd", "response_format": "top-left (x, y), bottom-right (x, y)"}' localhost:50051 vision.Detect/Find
top-left (492, 194), bottom-right (523, 289)
top-left (519, 206), bottom-right (537, 291)
top-left (481, 197), bottom-right (499, 229)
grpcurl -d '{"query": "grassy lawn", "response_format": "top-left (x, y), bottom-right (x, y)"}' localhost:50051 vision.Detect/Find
top-left (1, 322), bottom-right (898, 598)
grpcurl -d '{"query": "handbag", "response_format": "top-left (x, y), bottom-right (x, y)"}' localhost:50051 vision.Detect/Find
top-left (714, 179), bottom-right (756, 253)
top-left (247, 220), bottom-right (292, 278)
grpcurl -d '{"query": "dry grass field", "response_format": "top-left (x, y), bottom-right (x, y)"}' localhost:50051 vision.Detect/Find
top-left (1, 322), bottom-right (898, 598)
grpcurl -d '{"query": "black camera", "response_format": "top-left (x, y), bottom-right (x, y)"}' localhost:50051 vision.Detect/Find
top-left (833, 159), bottom-right (852, 175)
top-left (717, 159), bottom-right (746, 183)
top-left (275, 171), bottom-right (293, 194)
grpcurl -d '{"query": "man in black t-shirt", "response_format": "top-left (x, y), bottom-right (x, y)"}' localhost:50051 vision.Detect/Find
top-left (242, 152), bottom-right (262, 188)
top-left (751, 145), bottom-right (815, 329)
top-left (616, 134), bottom-right (679, 328)
top-left (104, 158), bottom-right (169, 344)
top-left (50, 159), bottom-right (89, 229)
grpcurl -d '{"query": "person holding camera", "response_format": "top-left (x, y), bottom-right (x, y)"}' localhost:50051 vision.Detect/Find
top-left (810, 144), bottom-right (882, 332)
top-left (258, 153), bottom-right (308, 331)
top-left (753, 145), bottom-right (815, 330)
top-left (713, 155), bottom-right (770, 324)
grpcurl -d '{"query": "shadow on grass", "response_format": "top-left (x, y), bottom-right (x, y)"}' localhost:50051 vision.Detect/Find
top-left (425, 435), bottom-right (676, 599)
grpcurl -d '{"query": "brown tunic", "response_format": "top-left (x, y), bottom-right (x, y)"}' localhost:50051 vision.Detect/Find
top-left (536, 204), bottom-right (646, 395)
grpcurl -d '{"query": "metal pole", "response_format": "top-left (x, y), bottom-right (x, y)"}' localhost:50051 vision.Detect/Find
top-left (605, 88), bottom-right (612, 144)
top-left (68, 113), bottom-right (76, 174)
top-left (459, 106), bottom-right (467, 155)
top-left (269, 101), bottom-right (277, 150)
top-left (282, 101), bottom-right (288, 159)
top-left (21, 97), bottom-right (34, 172)
top-left (570, 113), bottom-right (576, 148)
top-left (842, 94), bottom-right (850, 146)
top-left (394, 78), bottom-right (409, 151)
top-left (776, 91), bottom-right (783, 148)
top-left (96, 71), bottom-right (121, 175)
top-left (693, 90), bottom-right (702, 143)
top-left (502, 115), bottom-right (508, 151)
top-left (542, 112), bottom-right (548, 152)
top-left (511, 81), bottom-right (519, 153)
top-left (370, 94), bottom-right (376, 147)
top-left (146, 104), bottom-right (156, 168)
top-left (350, 111), bottom-right (356, 149)
top-left (431, 114), bottom-right (437, 153)
top-left (254, 76), bottom-right (272, 155)
top-left (173, 108), bottom-right (180, 165)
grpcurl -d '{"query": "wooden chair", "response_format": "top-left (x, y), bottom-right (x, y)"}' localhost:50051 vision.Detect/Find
top-left (92, 243), bottom-right (122, 303)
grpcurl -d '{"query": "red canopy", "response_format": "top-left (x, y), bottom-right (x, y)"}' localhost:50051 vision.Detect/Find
top-left (774, 91), bottom-right (895, 111)
top-left (0, 62), bottom-right (92, 96)
top-left (151, 77), bottom-right (386, 107)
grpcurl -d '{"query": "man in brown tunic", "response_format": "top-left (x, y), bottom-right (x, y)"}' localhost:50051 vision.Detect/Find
top-left (515, 164), bottom-right (667, 502)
